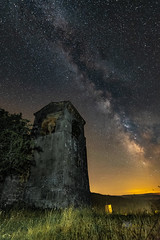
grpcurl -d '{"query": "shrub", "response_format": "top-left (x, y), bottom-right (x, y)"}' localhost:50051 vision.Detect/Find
top-left (0, 109), bottom-right (34, 181)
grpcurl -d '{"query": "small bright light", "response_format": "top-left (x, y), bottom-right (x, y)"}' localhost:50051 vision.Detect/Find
top-left (105, 204), bottom-right (112, 214)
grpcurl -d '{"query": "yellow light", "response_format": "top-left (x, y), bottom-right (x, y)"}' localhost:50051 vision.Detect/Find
top-left (155, 210), bottom-right (160, 214)
top-left (105, 204), bottom-right (112, 214)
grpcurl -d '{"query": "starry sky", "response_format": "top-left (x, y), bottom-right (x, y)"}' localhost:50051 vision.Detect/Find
top-left (1, 0), bottom-right (160, 195)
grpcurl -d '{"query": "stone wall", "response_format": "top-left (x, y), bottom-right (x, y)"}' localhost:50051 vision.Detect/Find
top-left (24, 101), bottom-right (90, 208)
top-left (0, 175), bottom-right (25, 208)
top-left (0, 101), bottom-right (90, 209)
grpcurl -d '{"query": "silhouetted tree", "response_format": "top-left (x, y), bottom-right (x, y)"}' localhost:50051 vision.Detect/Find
top-left (0, 109), bottom-right (34, 181)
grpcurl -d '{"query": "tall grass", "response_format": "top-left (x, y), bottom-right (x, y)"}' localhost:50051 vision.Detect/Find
top-left (0, 207), bottom-right (159, 240)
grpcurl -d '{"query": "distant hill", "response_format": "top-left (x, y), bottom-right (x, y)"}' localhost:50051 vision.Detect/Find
top-left (90, 192), bottom-right (160, 214)
top-left (122, 193), bottom-right (160, 201)
top-left (123, 193), bottom-right (160, 198)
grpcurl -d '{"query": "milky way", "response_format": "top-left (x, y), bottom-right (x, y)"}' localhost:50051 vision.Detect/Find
top-left (1, 0), bottom-right (160, 194)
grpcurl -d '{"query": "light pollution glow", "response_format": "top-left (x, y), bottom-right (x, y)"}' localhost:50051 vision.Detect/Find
top-left (87, 129), bottom-right (160, 195)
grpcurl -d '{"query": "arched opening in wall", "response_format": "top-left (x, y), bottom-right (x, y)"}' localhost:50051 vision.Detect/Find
top-left (72, 120), bottom-right (81, 139)
top-left (41, 117), bottom-right (57, 135)
top-left (40, 112), bottom-right (62, 136)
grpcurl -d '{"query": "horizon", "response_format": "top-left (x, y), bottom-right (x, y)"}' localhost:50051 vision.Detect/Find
top-left (91, 191), bottom-right (160, 196)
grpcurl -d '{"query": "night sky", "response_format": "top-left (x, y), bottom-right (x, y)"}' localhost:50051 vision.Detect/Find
top-left (1, 0), bottom-right (160, 195)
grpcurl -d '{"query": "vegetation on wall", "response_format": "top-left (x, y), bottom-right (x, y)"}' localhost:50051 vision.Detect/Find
top-left (0, 109), bottom-right (34, 181)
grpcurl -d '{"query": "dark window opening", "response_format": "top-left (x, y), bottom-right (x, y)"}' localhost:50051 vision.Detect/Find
top-left (72, 120), bottom-right (81, 139)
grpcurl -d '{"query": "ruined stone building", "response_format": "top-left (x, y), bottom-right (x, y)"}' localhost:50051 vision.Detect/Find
top-left (0, 101), bottom-right (90, 208)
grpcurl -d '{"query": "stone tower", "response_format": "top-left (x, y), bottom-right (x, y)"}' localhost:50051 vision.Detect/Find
top-left (25, 101), bottom-right (90, 208)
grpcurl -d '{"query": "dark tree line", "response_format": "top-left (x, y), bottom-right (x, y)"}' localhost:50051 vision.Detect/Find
top-left (0, 109), bottom-right (34, 181)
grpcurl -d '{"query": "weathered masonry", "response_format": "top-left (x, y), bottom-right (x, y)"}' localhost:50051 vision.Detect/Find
top-left (24, 101), bottom-right (90, 208)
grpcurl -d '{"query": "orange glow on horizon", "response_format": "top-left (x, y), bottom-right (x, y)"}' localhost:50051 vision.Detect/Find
top-left (89, 179), bottom-right (160, 196)
top-left (91, 187), bottom-right (160, 196)
top-left (126, 189), bottom-right (160, 195)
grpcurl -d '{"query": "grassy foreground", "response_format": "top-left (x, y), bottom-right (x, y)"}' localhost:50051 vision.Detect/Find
top-left (0, 208), bottom-right (160, 240)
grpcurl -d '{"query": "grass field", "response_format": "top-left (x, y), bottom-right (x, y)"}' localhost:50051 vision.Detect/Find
top-left (0, 207), bottom-right (160, 240)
